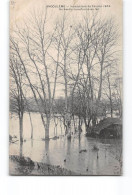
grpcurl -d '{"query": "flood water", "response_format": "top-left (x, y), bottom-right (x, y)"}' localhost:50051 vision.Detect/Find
top-left (9, 113), bottom-right (122, 175)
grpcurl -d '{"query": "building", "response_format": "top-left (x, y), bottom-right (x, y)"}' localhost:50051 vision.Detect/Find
top-left (93, 118), bottom-right (122, 138)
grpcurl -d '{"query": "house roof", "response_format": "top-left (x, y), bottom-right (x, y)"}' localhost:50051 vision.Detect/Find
top-left (93, 117), bottom-right (122, 133)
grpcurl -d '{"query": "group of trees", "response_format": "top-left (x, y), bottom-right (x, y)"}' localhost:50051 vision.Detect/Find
top-left (10, 10), bottom-right (122, 144)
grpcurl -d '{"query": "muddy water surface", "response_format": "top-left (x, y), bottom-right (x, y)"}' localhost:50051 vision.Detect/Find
top-left (10, 113), bottom-right (122, 175)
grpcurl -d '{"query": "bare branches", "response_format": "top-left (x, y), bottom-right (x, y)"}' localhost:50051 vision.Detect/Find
top-left (10, 9), bottom-right (122, 138)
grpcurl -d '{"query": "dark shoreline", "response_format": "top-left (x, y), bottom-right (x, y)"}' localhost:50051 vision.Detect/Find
top-left (9, 155), bottom-right (78, 176)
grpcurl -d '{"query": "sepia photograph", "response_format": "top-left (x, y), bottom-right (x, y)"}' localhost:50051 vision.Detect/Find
top-left (9, 0), bottom-right (123, 176)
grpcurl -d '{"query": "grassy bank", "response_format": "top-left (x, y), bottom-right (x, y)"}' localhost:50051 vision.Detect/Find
top-left (9, 155), bottom-right (78, 176)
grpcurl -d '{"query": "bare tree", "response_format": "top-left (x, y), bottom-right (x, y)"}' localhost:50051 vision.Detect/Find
top-left (10, 10), bottom-right (121, 140)
top-left (10, 54), bottom-right (25, 155)
top-left (52, 13), bottom-right (76, 135)
top-left (68, 14), bottom-right (120, 132)
top-left (10, 9), bottom-right (59, 140)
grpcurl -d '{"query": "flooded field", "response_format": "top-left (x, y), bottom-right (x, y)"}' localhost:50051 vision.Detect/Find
top-left (9, 113), bottom-right (122, 175)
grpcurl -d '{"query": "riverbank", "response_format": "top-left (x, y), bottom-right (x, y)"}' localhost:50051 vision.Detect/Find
top-left (9, 155), bottom-right (78, 176)
top-left (9, 136), bottom-right (122, 175)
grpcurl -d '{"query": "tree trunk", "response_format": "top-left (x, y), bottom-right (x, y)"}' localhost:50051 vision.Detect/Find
top-left (20, 141), bottom-right (23, 157)
top-left (98, 56), bottom-right (104, 101)
top-left (92, 113), bottom-right (97, 127)
top-left (107, 71), bottom-right (113, 118)
top-left (19, 113), bottom-right (23, 143)
top-left (28, 112), bottom-right (33, 139)
top-left (19, 113), bottom-right (23, 157)
top-left (45, 117), bottom-right (50, 140)
top-left (64, 49), bottom-right (69, 134)
top-left (110, 99), bottom-right (113, 118)
top-left (84, 116), bottom-right (92, 133)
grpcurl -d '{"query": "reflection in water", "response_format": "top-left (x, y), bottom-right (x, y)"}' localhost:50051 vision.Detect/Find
top-left (20, 142), bottom-right (23, 157)
top-left (67, 140), bottom-right (71, 155)
top-left (31, 139), bottom-right (33, 148)
top-left (45, 140), bottom-right (50, 164)
top-left (10, 113), bottom-right (122, 175)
